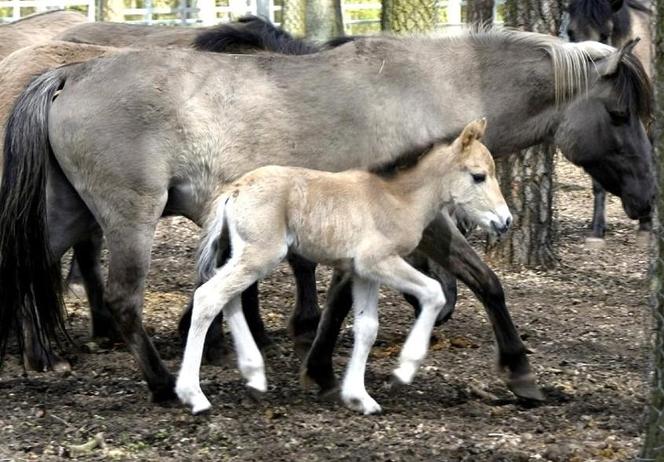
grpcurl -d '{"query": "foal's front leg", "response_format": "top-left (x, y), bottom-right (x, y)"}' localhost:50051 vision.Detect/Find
top-left (356, 256), bottom-right (446, 386)
top-left (341, 278), bottom-right (381, 414)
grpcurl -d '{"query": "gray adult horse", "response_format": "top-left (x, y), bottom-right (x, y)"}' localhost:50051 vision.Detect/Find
top-left (567, 0), bottom-right (653, 242)
top-left (0, 30), bottom-right (653, 404)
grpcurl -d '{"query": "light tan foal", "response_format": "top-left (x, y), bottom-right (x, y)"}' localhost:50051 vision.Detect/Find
top-left (177, 119), bottom-right (512, 415)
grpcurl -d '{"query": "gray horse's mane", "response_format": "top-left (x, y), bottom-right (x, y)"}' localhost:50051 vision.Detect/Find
top-left (434, 28), bottom-right (651, 118)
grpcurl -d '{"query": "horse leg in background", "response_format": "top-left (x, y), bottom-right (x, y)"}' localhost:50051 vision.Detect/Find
top-left (65, 257), bottom-right (85, 296)
top-left (588, 179), bottom-right (607, 243)
top-left (71, 231), bottom-right (124, 342)
top-left (287, 253), bottom-right (321, 357)
top-left (301, 270), bottom-right (352, 394)
top-left (419, 213), bottom-right (544, 401)
top-left (403, 251), bottom-right (457, 325)
top-left (177, 246), bottom-right (286, 414)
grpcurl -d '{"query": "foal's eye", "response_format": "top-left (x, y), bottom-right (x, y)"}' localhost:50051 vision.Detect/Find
top-left (608, 110), bottom-right (629, 126)
top-left (471, 173), bottom-right (486, 184)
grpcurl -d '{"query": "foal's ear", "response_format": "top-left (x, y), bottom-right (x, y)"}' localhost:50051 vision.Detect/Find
top-left (459, 118), bottom-right (487, 149)
top-left (595, 38), bottom-right (639, 76)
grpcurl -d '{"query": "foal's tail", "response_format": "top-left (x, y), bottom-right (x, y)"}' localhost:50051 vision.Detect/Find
top-left (197, 196), bottom-right (231, 283)
top-left (0, 67), bottom-right (71, 359)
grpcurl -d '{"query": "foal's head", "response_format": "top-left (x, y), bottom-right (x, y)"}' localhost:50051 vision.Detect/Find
top-left (446, 119), bottom-right (512, 236)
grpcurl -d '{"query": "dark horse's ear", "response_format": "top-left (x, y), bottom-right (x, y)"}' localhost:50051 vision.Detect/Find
top-left (459, 118), bottom-right (487, 150)
top-left (610, 0), bottom-right (624, 12)
top-left (595, 38), bottom-right (639, 76)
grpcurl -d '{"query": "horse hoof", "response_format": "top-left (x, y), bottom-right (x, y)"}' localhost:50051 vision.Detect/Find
top-left (341, 392), bottom-right (382, 415)
top-left (151, 382), bottom-right (178, 404)
top-left (293, 334), bottom-right (315, 360)
top-left (506, 374), bottom-right (545, 402)
top-left (246, 385), bottom-right (267, 402)
top-left (299, 364), bottom-right (337, 393)
top-left (23, 350), bottom-right (71, 373)
top-left (584, 237), bottom-right (606, 248)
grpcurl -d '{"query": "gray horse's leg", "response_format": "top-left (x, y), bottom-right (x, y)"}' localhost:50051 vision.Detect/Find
top-left (71, 231), bottom-right (122, 341)
top-left (287, 254), bottom-right (321, 357)
top-left (589, 179), bottom-right (607, 240)
top-left (103, 224), bottom-right (176, 402)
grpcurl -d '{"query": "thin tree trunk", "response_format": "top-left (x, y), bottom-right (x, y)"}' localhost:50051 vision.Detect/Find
top-left (465, 0), bottom-right (494, 26)
top-left (304, 0), bottom-right (343, 40)
top-left (486, 0), bottom-right (566, 269)
top-left (640, 1), bottom-right (664, 457)
top-left (381, 0), bottom-right (436, 33)
top-left (101, 0), bottom-right (126, 21)
top-left (282, 0), bottom-right (307, 36)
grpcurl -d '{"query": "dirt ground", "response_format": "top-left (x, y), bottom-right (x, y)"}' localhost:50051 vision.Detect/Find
top-left (0, 157), bottom-right (652, 461)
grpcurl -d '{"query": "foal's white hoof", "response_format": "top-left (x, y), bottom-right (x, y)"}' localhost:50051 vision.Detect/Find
top-left (341, 391), bottom-right (382, 415)
top-left (175, 384), bottom-right (211, 415)
top-left (392, 362), bottom-right (418, 385)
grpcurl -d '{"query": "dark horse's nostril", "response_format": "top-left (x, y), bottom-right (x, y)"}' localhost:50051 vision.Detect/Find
top-left (505, 216), bottom-right (512, 228)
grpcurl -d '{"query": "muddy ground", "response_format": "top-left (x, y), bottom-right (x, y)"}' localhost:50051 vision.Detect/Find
top-left (0, 158), bottom-right (653, 461)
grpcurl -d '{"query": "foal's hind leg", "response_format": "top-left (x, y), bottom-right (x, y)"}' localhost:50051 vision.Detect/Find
top-left (287, 254), bottom-right (321, 358)
top-left (177, 247), bottom-right (286, 414)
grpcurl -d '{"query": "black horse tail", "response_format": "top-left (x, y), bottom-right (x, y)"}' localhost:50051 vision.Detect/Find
top-left (0, 67), bottom-right (70, 362)
top-left (194, 15), bottom-right (358, 55)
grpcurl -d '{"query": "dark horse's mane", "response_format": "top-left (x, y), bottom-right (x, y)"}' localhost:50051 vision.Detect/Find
top-left (194, 15), bottom-right (357, 55)
top-left (568, 0), bottom-right (651, 31)
top-left (368, 136), bottom-right (455, 179)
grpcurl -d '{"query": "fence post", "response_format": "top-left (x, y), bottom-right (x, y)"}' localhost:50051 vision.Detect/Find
top-left (12, 0), bottom-right (20, 21)
top-left (256, 0), bottom-right (269, 19)
top-left (447, 0), bottom-right (462, 28)
top-left (197, 0), bottom-right (217, 24)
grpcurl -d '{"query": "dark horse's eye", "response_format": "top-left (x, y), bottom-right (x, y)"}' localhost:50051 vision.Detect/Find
top-left (608, 109), bottom-right (629, 126)
top-left (472, 173), bottom-right (486, 184)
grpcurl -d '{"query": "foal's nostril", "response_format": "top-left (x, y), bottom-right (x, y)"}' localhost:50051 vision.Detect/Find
top-left (505, 216), bottom-right (512, 229)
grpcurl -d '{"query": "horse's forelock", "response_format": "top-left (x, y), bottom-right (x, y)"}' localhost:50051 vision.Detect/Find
top-left (615, 52), bottom-right (653, 121)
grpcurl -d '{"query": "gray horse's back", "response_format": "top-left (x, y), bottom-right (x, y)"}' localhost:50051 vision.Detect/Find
top-left (54, 22), bottom-right (200, 48)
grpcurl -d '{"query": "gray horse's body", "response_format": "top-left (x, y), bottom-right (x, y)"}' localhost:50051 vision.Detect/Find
top-left (1, 30), bottom-right (653, 401)
top-left (54, 21), bottom-right (199, 48)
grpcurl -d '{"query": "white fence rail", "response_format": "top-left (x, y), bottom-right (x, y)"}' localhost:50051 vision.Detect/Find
top-left (1, 0), bottom-right (504, 30)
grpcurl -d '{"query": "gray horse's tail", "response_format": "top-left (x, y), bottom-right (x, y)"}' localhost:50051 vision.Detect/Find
top-left (0, 67), bottom-right (70, 361)
top-left (194, 15), bottom-right (357, 55)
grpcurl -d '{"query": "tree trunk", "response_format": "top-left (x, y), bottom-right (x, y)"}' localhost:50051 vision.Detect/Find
top-left (381, 0), bottom-right (436, 33)
top-left (465, 0), bottom-right (494, 25)
top-left (304, 0), bottom-right (344, 40)
top-left (639, 1), bottom-right (664, 457)
top-left (486, 0), bottom-right (566, 269)
top-left (282, 0), bottom-right (307, 36)
top-left (101, 0), bottom-right (126, 21)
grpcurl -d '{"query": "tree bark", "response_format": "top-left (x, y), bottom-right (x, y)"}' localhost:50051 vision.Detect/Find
top-left (381, 0), bottom-right (436, 33)
top-left (640, 1), bottom-right (664, 458)
top-left (282, 0), bottom-right (307, 36)
top-left (486, 0), bottom-right (566, 269)
top-left (465, 0), bottom-right (494, 26)
top-left (304, 0), bottom-right (344, 40)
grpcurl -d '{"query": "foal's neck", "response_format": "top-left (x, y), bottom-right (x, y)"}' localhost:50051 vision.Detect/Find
top-left (386, 149), bottom-right (455, 225)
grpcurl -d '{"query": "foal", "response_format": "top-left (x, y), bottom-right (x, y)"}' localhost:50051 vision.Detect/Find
top-left (176, 119), bottom-right (512, 415)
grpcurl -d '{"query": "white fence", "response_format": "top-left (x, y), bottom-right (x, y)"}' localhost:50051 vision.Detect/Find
top-left (0, 0), bottom-right (504, 31)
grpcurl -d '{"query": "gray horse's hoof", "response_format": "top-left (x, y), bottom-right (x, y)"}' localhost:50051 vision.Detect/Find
top-left (247, 385), bottom-right (267, 402)
top-left (506, 374), bottom-right (545, 402)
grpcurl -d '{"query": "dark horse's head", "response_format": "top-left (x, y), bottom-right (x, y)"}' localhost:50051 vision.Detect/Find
top-left (555, 40), bottom-right (654, 220)
top-left (567, 0), bottom-right (630, 43)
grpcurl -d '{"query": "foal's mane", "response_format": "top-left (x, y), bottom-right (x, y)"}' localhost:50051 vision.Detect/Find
top-left (368, 136), bottom-right (455, 179)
